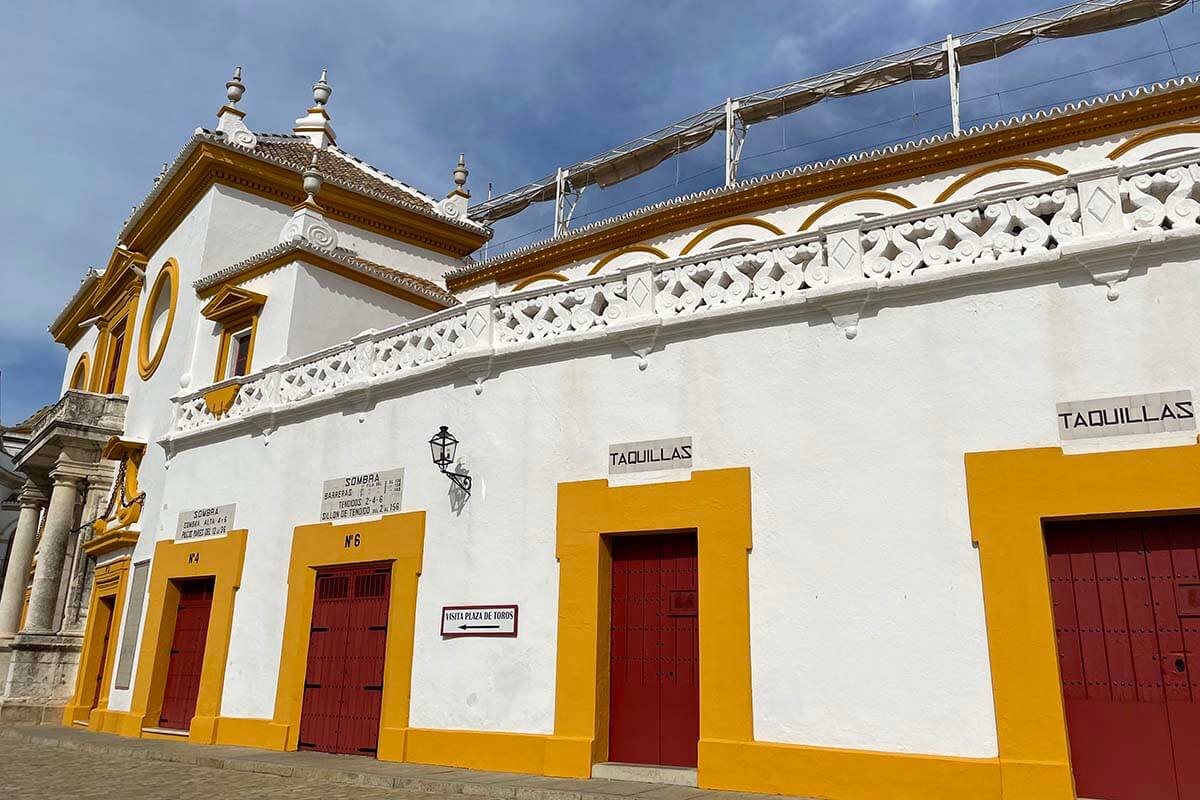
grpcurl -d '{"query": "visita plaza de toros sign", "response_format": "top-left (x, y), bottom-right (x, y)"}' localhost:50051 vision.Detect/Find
top-left (609, 436), bottom-right (693, 475)
top-left (175, 504), bottom-right (235, 541)
top-left (320, 468), bottom-right (404, 522)
top-left (1057, 390), bottom-right (1195, 441)
top-left (440, 605), bottom-right (518, 637)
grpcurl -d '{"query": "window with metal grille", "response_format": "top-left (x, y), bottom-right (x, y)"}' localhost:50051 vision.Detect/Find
top-left (316, 575), bottom-right (349, 600)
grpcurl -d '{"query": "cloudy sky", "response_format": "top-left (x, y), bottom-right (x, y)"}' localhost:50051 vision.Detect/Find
top-left (3, 0), bottom-right (1200, 424)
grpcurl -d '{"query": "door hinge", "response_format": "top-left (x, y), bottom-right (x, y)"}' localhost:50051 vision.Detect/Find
top-left (363, 684), bottom-right (383, 691)
top-left (304, 682), bottom-right (322, 689)
top-left (367, 625), bottom-right (387, 631)
top-left (310, 626), bottom-right (329, 632)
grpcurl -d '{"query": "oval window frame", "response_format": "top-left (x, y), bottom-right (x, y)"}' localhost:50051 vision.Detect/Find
top-left (137, 259), bottom-right (179, 380)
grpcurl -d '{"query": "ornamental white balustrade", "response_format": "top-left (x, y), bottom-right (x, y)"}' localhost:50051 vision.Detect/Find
top-left (168, 152), bottom-right (1200, 437)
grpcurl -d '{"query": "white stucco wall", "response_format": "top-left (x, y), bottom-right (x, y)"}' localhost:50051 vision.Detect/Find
top-left (285, 263), bottom-right (433, 358)
top-left (131, 247), bottom-right (1200, 758)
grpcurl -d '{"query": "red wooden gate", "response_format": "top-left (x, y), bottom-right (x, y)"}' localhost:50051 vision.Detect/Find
top-left (609, 533), bottom-right (699, 767)
top-left (158, 578), bottom-right (214, 730)
top-left (298, 563), bottom-right (391, 756)
top-left (1047, 515), bottom-right (1200, 800)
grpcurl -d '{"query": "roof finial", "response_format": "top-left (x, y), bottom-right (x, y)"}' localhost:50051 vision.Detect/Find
top-left (303, 152), bottom-right (323, 201)
top-left (216, 65), bottom-right (257, 149)
top-left (280, 152), bottom-right (337, 249)
top-left (453, 153), bottom-right (468, 191)
top-left (313, 67), bottom-right (331, 106)
top-left (294, 68), bottom-right (337, 148)
top-left (226, 66), bottom-right (245, 105)
top-left (437, 153), bottom-right (471, 218)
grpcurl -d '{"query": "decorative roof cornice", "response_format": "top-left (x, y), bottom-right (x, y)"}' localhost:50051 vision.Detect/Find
top-left (48, 268), bottom-right (103, 344)
top-left (118, 131), bottom-right (489, 247)
top-left (448, 74), bottom-right (1200, 289)
top-left (194, 238), bottom-right (459, 309)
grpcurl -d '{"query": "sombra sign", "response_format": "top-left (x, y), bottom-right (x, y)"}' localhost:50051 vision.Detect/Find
top-left (176, 504), bottom-right (235, 541)
top-left (609, 436), bottom-right (693, 475)
top-left (1057, 390), bottom-right (1195, 441)
top-left (320, 468), bottom-right (404, 522)
top-left (441, 605), bottom-right (518, 637)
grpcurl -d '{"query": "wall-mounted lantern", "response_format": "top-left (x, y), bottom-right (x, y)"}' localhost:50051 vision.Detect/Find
top-left (429, 425), bottom-right (471, 496)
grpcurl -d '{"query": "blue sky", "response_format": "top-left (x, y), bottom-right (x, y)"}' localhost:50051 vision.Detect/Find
top-left (3, 0), bottom-right (1200, 425)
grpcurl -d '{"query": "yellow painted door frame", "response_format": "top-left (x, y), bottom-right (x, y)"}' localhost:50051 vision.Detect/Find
top-left (63, 557), bottom-right (130, 728)
top-left (212, 512), bottom-right (426, 757)
top-left (106, 531), bottom-right (247, 743)
top-left (965, 441), bottom-right (1200, 800)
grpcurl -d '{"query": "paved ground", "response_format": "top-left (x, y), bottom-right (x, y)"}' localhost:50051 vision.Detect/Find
top-left (0, 724), bottom-right (786, 800)
top-left (0, 734), bottom-right (429, 799)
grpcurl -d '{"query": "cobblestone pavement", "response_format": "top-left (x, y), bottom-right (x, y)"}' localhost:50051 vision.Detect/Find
top-left (0, 735), bottom-right (431, 800)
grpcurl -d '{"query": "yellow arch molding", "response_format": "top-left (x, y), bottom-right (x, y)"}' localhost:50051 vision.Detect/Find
top-left (512, 272), bottom-right (570, 291)
top-left (934, 159), bottom-right (1068, 203)
top-left (137, 259), bottom-right (179, 380)
top-left (587, 245), bottom-right (669, 276)
top-left (799, 191), bottom-right (916, 231)
top-left (680, 218), bottom-right (785, 255)
top-left (965, 441), bottom-right (1200, 799)
top-left (69, 353), bottom-right (90, 391)
top-left (1107, 122), bottom-right (1200, 160)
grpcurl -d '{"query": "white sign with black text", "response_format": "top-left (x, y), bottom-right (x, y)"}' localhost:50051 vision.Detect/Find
top-left (320, 469), bottom-right (404, 522)
top-left (1057, 390), bottom-right (1195, 441)
top-left (609, 436), bottom-right (693, 475)
top-left (176, 504), bottom-right (236, 541)
top-left (440, 605), bottom-right (519, 637)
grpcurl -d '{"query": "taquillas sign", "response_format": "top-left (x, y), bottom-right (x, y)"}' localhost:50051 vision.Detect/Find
top-left (608, 436), bottom-right (693, 475)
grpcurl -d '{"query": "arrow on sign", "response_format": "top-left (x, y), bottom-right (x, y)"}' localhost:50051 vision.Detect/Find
top-left (459, 624), bottom-right (500, 630)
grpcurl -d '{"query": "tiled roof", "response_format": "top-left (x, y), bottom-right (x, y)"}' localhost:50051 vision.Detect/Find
top-left (193, 239), bottom-right (460, 308)
top-left (47, 268), bottom-right (103, 333)
top-left (116, 130), bottom-right (490, 245)
top-left (254, 135), bottom-right (437, 210)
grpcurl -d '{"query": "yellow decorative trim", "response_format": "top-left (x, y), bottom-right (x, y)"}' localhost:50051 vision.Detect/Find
top-left (587, 245), bottom-right (669, 276)
top-left (406, 728), bottom-right (550, 774)
top-left (69, 353), bottom-right (90, 391)
top-left (232, 512), bottom-right (425, 759)
top-left (93, 437), bottom-right (146, 537)
top-left (123, 142), bottom-right (486, 261)
top-left (964, 442), bottom-right (1200, 800)
top-left (202, 384), bottom-right (240, 417)
top-left (700, 740), bottom-right (999, 799)
top-left (512, 272), bottom-right (569, 291)
top-left (200, 286), bottom-right (267, 322)
top-left (197, 251), bottom-right (452, 311)
top-left (1106, 122), bottom-right (1200, 160)
top-left (63, 557), bottom-right (130, 727)
top-left (799, 190), bottom-right (916, 231)
top-left (89, 291), bottom-right (139, 395)
top-left (122, 531), bottom-right (247, 743)
top-left (679, 218), bottom-right (785, 255)
top-left (83, 530), bottom-right (140, 557)
top-left (137, 259), bottom-right (179, 380)
top-left (934, 159), bottom-right (1068, 203)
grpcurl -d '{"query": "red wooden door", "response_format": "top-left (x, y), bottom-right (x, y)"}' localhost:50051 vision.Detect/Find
top-left (609, 533), bottom-right (699, 767)
top-left (158, 578), bottom-right (214, 730)
top-left (298, 563), bottom-right (391, 756)
top-left (1047, 515), bottom-right (1200, 800)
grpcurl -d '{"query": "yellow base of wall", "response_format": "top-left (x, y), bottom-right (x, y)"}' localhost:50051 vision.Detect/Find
top-left (405, 728), bottom-right (551, 774)
top-left (699, 738), bottom-right (1001, 800)
top-left (212, 716), bottom-right (291, 751)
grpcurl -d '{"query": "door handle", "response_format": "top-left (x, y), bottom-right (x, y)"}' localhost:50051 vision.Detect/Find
top-left (1176, 658), bottom-right (1187, 673)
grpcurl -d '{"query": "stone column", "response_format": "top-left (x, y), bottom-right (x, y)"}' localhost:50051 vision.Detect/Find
top-left (61, 473), bottom-right (112, 633)
top-left (0, 484), bottom-right (47, 639)
top-left (23, 469), bottom-right (81, 634)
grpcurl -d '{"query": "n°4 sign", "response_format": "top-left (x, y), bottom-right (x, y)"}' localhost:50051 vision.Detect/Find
top-left (441, 605), bottom-right (518, 638)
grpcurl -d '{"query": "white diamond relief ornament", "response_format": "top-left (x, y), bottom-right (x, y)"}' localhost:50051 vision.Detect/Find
top-left (1086, 186), bottom-right (1115, 224)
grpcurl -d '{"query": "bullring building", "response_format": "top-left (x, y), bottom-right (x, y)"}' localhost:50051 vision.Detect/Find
top-left (2, 4), bottom-right (1200, 800)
